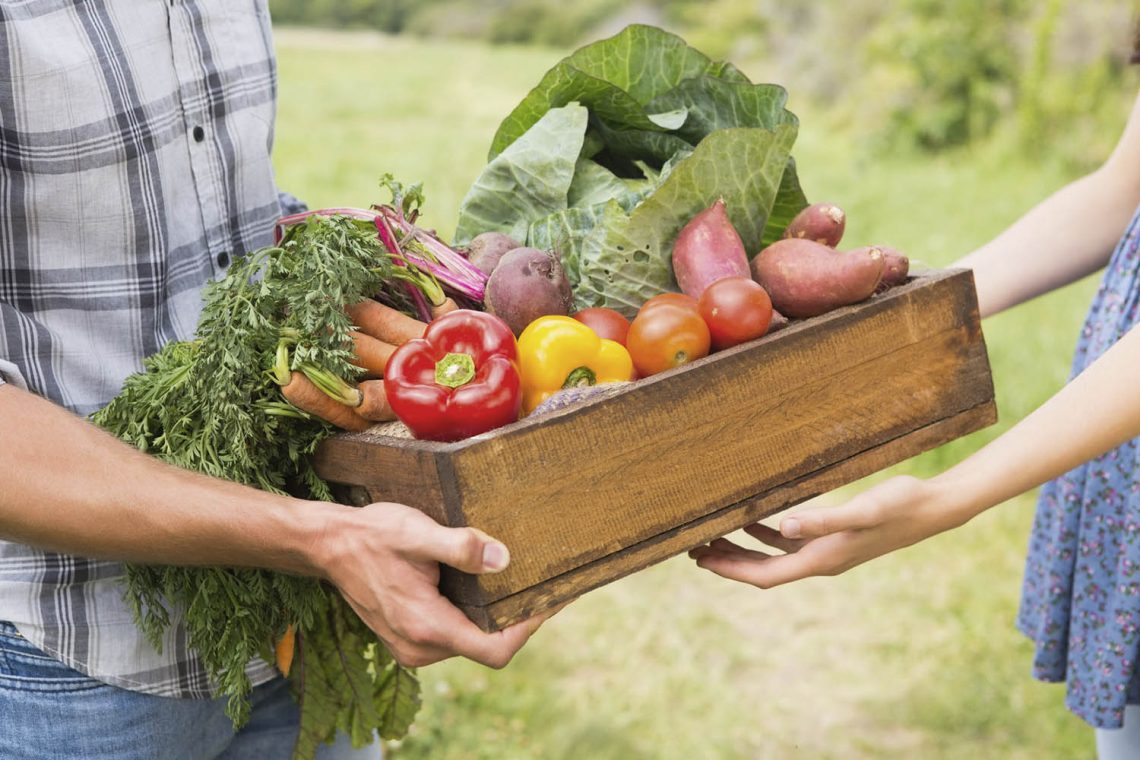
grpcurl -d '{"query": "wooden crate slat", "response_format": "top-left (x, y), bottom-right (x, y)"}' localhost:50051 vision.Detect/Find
top-left (465, 400), bottom-right (996, 631)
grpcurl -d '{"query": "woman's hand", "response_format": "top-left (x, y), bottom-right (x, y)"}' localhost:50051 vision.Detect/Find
top-left (689, 475), bottom-right (971, 588)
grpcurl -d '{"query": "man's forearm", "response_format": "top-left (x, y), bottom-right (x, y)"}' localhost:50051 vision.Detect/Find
top-left (0, 384), bottom-right (334, 576)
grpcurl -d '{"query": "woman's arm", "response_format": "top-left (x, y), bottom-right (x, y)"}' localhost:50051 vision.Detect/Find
top-left (691, 320), bottom-right (1140, 588)
top-left (957, 89), bottom-right (1140, 317)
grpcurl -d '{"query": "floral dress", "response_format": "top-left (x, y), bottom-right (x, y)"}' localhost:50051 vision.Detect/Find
top-left (1018, 204), bottom-right (1140, 729)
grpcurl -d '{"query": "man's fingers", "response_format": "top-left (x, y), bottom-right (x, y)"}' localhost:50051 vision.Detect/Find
top-left (423, 599), bottom-right (552, 669)
top-left (404, 523), bottom-right (510, 575)
top-left (780, 499), bottom-right (881, 540)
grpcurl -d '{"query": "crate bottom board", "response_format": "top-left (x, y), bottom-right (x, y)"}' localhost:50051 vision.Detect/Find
top-left (453, 400), bottom-right (996, 632)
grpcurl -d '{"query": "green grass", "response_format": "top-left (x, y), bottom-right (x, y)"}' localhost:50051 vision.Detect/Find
top-left (271, 28), bottom-right (1117, 758)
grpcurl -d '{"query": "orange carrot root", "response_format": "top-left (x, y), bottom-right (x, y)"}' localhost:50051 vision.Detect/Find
top-left (346, 299), bottom-right (427, 345)
top-left (275, 624), bottom-right (296, 677)
top-left (430, 297), bottom-right (460, 321)
top-left (349, 331), bottom-right (397, 377)
top-left (357, 380), bottom-right (396, 422)
top-left (280, 372), bottom-right (371, 432)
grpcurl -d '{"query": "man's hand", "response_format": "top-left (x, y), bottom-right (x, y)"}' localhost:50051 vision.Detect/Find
top-left (689, 475), bottom-right (966, 589)
top-left (311, 502), bottom-right (554, 668)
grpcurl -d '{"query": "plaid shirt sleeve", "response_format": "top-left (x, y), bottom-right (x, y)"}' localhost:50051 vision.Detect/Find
top-left (0, 0), bottom-right (285, 697)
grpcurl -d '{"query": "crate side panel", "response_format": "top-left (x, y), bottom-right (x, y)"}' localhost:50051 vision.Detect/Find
top-left (465, 400), bottom-right (996, 631)
top-left (313, 437), bottom-right (449, 525)
top-left (451, 274), bottom-right (991, 597)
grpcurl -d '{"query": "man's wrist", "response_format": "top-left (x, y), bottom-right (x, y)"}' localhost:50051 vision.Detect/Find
top-left (273, 498), bottom-right (351, 580)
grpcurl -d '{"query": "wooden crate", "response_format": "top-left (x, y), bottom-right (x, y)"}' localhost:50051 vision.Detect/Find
top-left (314, 268), bottom-right (996, 631)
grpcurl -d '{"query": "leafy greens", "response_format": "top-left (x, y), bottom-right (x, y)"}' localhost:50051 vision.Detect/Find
top-left (454, 24), bottom-right (809, 316)
top-left (92, 215), bottom-right (420, 759)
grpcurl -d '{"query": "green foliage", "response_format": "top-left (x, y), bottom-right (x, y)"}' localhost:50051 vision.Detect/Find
top-left (858, 0), bottom-right (1029, 151)
top-left (92, 216), bottom-right (421, 756)
top-left (456, 25), bottom-right (806, 315)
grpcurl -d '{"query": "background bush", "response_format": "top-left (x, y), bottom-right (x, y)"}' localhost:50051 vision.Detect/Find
top-left (268, 0), bottom-right (1137, 169)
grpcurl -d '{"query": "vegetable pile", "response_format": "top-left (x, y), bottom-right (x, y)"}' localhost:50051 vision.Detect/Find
top-left (91, 24), bottom-right (916, 760)
top-left (91, 179), bottom-right (486, 758)
top-left (453, 24), bottom-right (808, 317)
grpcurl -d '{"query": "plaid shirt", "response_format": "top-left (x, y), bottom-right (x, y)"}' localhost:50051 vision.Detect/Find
top-left (0, 0), bottom-right (293, 697)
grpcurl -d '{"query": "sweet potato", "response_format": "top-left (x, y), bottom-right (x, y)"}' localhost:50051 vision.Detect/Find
top-left (671, 198), bottom-right (750, 298)
top-left (484, 247), bottom-right (573, 335)
top-left (782, 203), bottom-right (846, 247)
top-left (870, 245), bottom-right (910, 291)
top-left (751, 239), bottom-right (884, 318)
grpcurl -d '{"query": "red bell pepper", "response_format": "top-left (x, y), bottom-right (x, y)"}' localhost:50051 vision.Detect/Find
top-left (383, 309), bottom-right (522, 442)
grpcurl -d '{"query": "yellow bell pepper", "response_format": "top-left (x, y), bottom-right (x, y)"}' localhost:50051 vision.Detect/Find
top-left (516, 315), bottom-right (634, 414)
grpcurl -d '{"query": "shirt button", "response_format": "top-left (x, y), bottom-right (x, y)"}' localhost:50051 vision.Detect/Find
top-left (217, 251), bottom-right (230, 268)
top-left (192, 125), bottom-right (205, 142)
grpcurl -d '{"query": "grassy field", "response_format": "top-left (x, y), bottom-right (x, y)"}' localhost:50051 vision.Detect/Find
top-left (272, 28), bottom-right (1125, 759)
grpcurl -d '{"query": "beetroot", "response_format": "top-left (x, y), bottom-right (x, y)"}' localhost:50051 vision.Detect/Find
top-left (671, 198), bottom-right (750, 298)
top-left (484, 247), bottom-right (573, 335)
top-left (467, 232), bottom-right (521, 275)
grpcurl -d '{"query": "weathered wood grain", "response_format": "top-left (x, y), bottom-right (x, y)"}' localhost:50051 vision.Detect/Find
top-left (464, 400), bottom-right (996, 630)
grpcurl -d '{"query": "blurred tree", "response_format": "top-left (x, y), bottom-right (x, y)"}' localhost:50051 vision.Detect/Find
top-left (860, 0), bottom-right (1029, 151)
top-left (266, 0), bottom-right (1136, 164)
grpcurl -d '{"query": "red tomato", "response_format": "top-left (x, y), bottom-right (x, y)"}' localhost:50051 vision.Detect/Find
top-left (627, 301), bottom-right (710, 377)
top-left (697, 277), bottom-right (773, 350)
top-left (572, 307), bottom-right (631, 346)
top-left (640, 292), bottom-right (699, 312)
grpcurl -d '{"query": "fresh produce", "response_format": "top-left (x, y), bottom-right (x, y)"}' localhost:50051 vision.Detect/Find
top-left (571, 307), bottom-right (631, 346)
top-left (454, 24), bottom-right (808, 317)
top-left (346, 298), bottom-right (427, 346)
top-left (783, 202), bottom-right (846, 247)
top-left (649, 292), bottom-right (700, 309)
top-left (93, 210), bottom-right (434, 759)
top-left (483, 247), bottom-right (574, 335)
top-left (277, 366), bottom-right (371, 433)
top-left (671, 198), bottom-right (750, 298)
top-left (349, 331), bottom-right (397, 378)
top-left (516, 315), bottom-right (634, 414)
top-left (384, 310), bottom-right (522, 441)
top-left (751, 238), bottom-right (885, 318)
top-left (627, 294), bottom-right (711, 376)
top-left (356, 379), bottom-right (396, 422)
top-left (430, 297), bottom-right (461, 319)
top-left (697, 277), bottom-right (773, 350)
top-left (875, 245), bottom-right (911, 290)
top-left (467, 231), bottom-right (521, 274)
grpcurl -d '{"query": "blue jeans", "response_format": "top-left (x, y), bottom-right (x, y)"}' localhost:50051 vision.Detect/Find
top-left (0, 622), bottom-right (379, 759)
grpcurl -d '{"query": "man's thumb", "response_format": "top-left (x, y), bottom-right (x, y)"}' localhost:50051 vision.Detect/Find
top-left (425, 526), bottom-right (510, 574)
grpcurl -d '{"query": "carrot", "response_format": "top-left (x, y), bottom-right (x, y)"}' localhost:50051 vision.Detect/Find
top-left (349, 331), bottom-right (397, 377)
top-left (357, 380), bottom-right (396, 422)
top-left (275, 624), bottom-right (296, 677)
top-left (346, 299), bottom-right (427, 345)
top-left (430, 297), bottom-right (460, 321)
top-left (280, 371), bottom-right (371, 432)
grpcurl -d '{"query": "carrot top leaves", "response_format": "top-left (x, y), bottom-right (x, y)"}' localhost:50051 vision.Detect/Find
top-left (91, 214), bottom-right (420, 756)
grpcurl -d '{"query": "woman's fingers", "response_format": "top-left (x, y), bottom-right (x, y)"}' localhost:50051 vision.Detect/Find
top-left (693, 544), bottom-right (828, 589)
top-left (743, 522), bottom-right (806, 553)
top-left (779, 499), bottom-right (882, 540)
